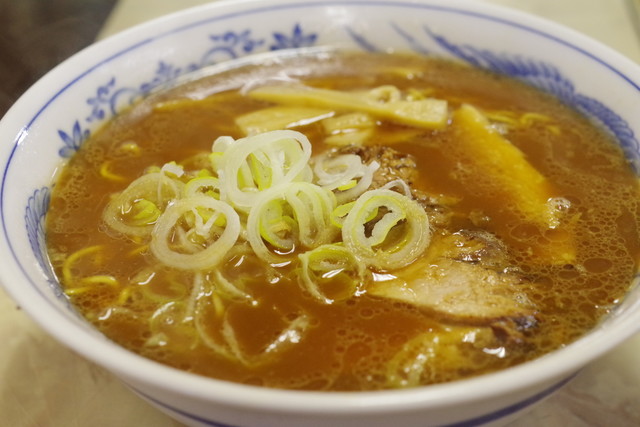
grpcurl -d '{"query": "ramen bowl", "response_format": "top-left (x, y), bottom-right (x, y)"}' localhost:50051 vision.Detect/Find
top-left (1, 0), bottom-right (639, 426)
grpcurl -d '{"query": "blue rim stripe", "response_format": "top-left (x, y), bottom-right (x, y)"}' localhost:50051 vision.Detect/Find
top-left (128, 373), bottom-right (576, 427)
top-left (441, 373), bottom-right (575, 427)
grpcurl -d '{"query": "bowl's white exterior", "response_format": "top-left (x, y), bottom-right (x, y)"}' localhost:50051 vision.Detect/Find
top-left (1, 0), bottom-right (639, 426)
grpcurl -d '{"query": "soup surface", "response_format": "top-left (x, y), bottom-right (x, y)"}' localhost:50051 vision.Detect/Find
top-left (46, 51), bottom-right (640, 391)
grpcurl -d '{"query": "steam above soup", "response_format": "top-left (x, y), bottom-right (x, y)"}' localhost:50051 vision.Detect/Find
top-left (46, 51), bottom-right (640, 391)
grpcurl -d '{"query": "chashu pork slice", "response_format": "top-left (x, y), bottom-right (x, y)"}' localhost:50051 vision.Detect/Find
top-left (337, 144), bottom-right (538, 337)
top-left (368, 230), bottom-right (538, 339)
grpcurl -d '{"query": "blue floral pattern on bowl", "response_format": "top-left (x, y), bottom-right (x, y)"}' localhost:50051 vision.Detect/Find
top-left (24, 186), bottom-right (64, 296)
top-left (58, 25), bottom-right (315, 158)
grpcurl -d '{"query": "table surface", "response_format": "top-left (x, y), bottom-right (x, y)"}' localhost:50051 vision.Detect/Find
top-left (1, 1), bottom-right (640, 426)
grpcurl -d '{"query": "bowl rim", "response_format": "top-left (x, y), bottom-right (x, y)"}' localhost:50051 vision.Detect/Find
top-left (1, 0), bottom-right (640, 418)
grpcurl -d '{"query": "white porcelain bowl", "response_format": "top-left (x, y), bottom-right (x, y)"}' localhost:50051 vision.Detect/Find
top-left (1, 0), bottom-right (639, 426)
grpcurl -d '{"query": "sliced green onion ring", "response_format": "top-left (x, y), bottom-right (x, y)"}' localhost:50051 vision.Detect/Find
top-left (298, 243), bottom-right (365, 304)
top-left (218, 130), bottom-right (312, 210)
top-left (151, 195), bottom-right (241, 270)
top-left (342, 189), bottom-right (430, 270)
top-left (103, 172), bottom-right (183, 237)
top-left (246, 182), bottom-right (338, 263)
top-left (313, 153), bottom-right (379, 203)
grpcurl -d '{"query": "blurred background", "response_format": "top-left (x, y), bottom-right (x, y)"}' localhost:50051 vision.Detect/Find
top-left (0, 0), bottom-right (116, 115)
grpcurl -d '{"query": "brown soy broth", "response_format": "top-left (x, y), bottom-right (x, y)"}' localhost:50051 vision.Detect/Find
top-left (46, 51), bottom-right (640, 391)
